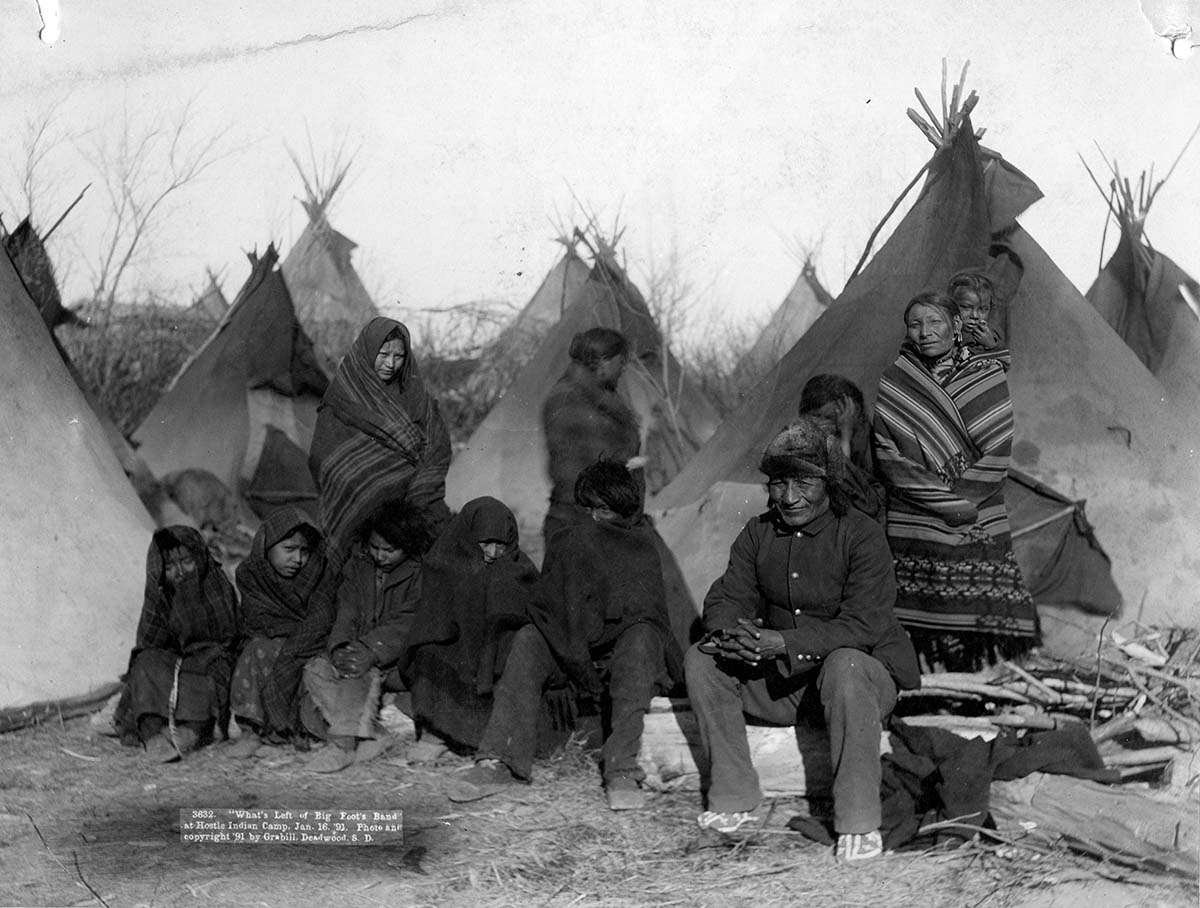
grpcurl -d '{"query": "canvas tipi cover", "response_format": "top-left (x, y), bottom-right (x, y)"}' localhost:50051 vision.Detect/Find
top-left (447, 245), bottom-right (721, 553)
top-left (133, 245), bottom-right (329, 517)
top-left (1085, 201), bottom-right (1200, 407)
top-left (465, 244), bottom-right (592, 403)
top-left (190, 270), bottom-right (230, 323)
top-left (0, 245), bottom-right (153, 714)
top-left (282, 198), bottom-right (379, 373)
top-left (736, 259), bottom-right (832, 379)
top-left (651, 104), bottom-right (1200, 645)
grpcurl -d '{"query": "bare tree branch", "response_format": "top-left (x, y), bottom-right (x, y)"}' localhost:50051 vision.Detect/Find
top-left (83, 95), bottom-right (235, 307)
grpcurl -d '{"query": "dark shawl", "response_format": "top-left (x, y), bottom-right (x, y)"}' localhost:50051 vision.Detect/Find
top-left (404, 497), bottom-right (540, 748)
top-left (542, 361), bottom-right (642, 507)
top-left (235, 506), bottom-right (338, 734)
top-left (115, 526), bottom-right (239, 739)
top-left (308, 318), bottom-right (451, 565)
top-left (531, 517), bottom-right (668, 695)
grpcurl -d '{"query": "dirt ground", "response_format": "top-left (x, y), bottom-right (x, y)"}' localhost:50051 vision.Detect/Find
top-left (0, 716), bottom-right (1193, 908)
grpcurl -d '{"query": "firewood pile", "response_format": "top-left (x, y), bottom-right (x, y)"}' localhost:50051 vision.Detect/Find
top-left (897, 625), bottom-right (1200, 785)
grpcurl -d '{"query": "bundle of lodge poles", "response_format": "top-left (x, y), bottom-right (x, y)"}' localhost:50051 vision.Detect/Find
top-left (897, 625), bottom-right (1200, 783)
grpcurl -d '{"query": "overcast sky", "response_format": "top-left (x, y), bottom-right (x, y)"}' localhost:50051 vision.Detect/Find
top-left (1, 0), bottom-right (1197, 342)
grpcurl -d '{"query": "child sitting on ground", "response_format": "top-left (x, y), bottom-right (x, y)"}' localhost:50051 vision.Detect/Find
top-left (301, 501), bottom-right (432, 772)
top-left (116, 526), bottom-right (239, 762)
top-left (229, 507), bottom-right (338, 758)
top-left (458, 459), bottom-right (670, 811)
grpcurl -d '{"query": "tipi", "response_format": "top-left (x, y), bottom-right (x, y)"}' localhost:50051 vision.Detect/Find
top-left (1083, 158), bottom-right (1200, 407)
top-left (190, 268), bottom-right (230, 323)
top-left (133, 245), bottom-right (329, 520)
top-left (281, 163), bottom-right (379, 374)
top-left (446, 232), bottom-right (722, 555)
top-left (464, 238), bottom-right (592, 406)
top-left (650, 79), bottom-right (1199, 651)
top-left (0, 243), bottom-right (153, 717)
top-left (735, 257), bottom-right (832, 381)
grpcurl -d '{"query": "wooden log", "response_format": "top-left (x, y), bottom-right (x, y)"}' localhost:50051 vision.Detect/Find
top-left (1134, 716), bottom-right (1200, 744)
top-left (1091, 712), bottom-right (1138, 744)
top-left (893, 716), bottom-right (998, 739)
top-left (990, 773), bottom-right (1199, 878)
top-left (897, 687), bottom-right (982, 702)
top-left (1162, 742), bottom-right (1200, 801)
top-left (637, 698), bottom-right (887, 796)
top-left (1103, 745), bottom-right (1187, 767)
top-left (901, 680), bottom-right (1030, 703)
top-left (1000, 660), bottom-right (1062, 702)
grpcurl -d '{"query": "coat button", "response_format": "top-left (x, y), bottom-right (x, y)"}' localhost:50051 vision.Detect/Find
top-left (793, 609), bottom-right (801, 616)
top-left (791, 572), bottom-right (799, 579)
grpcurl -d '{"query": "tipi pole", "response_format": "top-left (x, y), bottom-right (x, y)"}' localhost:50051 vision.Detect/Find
top-left (845, 159), bottom-right (931, 287)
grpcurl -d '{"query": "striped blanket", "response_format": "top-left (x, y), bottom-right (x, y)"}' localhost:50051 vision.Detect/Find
top-left (310, 319), bottom-right (451, 564)
top-left (873, 342), bottom-right (1037, 667)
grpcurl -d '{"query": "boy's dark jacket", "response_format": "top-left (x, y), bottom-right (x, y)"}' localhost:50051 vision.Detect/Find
top-left (530, 516), bottom-right (671, 695)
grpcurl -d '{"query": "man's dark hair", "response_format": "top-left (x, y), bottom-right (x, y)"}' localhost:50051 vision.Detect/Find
top-left (574, 459), bottom-right (642, 519)
top-left (798, 373), bottom-right (866, 417)
top-left (360, 500), bottom-right (436, 554)
top-left (568, 327), bottom-right (630, 368)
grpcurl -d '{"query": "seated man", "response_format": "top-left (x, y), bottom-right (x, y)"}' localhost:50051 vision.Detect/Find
top-left (302, 501), bottom-right (431, 772)
top-left (460, 459), bottom-right (670, 811)
top-left (685, 417), bottom-right (920, 862)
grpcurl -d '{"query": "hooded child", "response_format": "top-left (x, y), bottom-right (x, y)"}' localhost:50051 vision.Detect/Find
top-left (230, 506), bottom-right (338, 755)
top-left (403, 496), bottom-right (541, 753)
top-left (115, 526), bottom-right (239, 761)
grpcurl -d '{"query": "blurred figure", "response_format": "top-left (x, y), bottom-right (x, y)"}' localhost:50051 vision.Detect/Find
top-left (798, 374), bottom-right (886, 523)
top-left (541, 327), bottom-right (644, 544)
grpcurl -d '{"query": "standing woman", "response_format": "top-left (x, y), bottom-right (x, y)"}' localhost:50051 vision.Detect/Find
top-left (873, 291), bottom-right (1038, 671)
top-left (309, 318), bottom-right (451, 568)
top-left (542, 327), bottom-right (643, 545)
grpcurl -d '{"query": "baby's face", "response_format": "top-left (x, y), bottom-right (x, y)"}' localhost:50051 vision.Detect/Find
top-left (956, 290), bottom-right (991, 331)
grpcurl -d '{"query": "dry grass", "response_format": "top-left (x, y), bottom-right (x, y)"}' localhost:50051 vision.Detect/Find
top-left (1, 715), bottom-right (1192, 908)
top-left (58, 302), bottom-right (216, 436)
